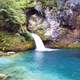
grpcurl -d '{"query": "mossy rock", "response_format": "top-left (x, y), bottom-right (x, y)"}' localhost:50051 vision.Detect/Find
top-left (0, 32), bottom-right (35, 52)
top-left (68, 42), bottom-right (80, 48)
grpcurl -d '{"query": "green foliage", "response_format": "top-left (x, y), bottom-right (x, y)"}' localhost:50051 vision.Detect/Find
top-left (0, 0), bottom-right (35, 33)
top-left (0, 0), bottom-right (35, 51)
top-left (0, 9), bottom-right (20, 33)
top-left (20, 32), bottom-right (33, 41)
top-left (15, 0), bottom-right (35, 9)
top-left (0, 0), bottom-right (35, 10)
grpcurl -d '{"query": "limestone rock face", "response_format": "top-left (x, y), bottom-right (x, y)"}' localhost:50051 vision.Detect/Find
top-left (28, 14), bottom-right (50, 40)
top-left (27, 4), bottom-right (80, 48)
top-left (27, 8), bottom-right (62, 41)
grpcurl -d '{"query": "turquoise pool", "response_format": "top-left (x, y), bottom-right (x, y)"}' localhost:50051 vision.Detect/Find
top-left (0, 49), bottom-right (80, 80)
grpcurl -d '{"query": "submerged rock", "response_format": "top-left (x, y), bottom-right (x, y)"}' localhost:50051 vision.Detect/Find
top-left (7, 51), bottom-right (16, 54)
top-left (0, 51), bottom-right (16, 56)
top-left (0, 74), bottom-right (8, 80)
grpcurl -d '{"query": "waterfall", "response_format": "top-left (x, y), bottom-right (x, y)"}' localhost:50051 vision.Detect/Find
top-left (32, 33), bottom-right (57, 51)
top-left (32, 33), bottom-right (45, 50)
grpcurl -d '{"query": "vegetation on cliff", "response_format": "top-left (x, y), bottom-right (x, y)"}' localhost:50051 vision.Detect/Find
top-left (0, 0), bottom-right (35, 32)
top-left (0, 0), bottom-right (35, 51)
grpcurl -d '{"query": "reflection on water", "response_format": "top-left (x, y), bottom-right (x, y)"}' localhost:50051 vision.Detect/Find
top-left (35, 51), bottom-right (44, 61)
top-left (0, 49), bottom-right (80, 80)
top-left (34, 51), bottom-right (44, 68)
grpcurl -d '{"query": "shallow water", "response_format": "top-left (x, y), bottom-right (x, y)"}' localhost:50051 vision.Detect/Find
top-left (0, 49), bottom-right (80, 80)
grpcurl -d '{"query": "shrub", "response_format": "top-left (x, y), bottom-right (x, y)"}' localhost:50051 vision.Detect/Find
top-left (0, 0), bottom-right (35, 33)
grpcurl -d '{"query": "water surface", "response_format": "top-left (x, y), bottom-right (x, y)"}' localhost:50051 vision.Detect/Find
top-left (0, 49), bottom-right (80, 80)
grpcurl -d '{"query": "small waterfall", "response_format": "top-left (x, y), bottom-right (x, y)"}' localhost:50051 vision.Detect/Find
top-left (32, 33), bottom-right (45, 50)
top-left (32, 33), bottom-right (57, 51)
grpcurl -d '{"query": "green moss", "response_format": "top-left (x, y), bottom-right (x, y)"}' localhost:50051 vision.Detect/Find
top-left (20, 31), bottom-right (33, 41)
top-left (46, 41), bottom-right (80, 48)
top-left (42, 0), bottom-right (58, 7)
top-left (68, 42), bottom-right (80, 48)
